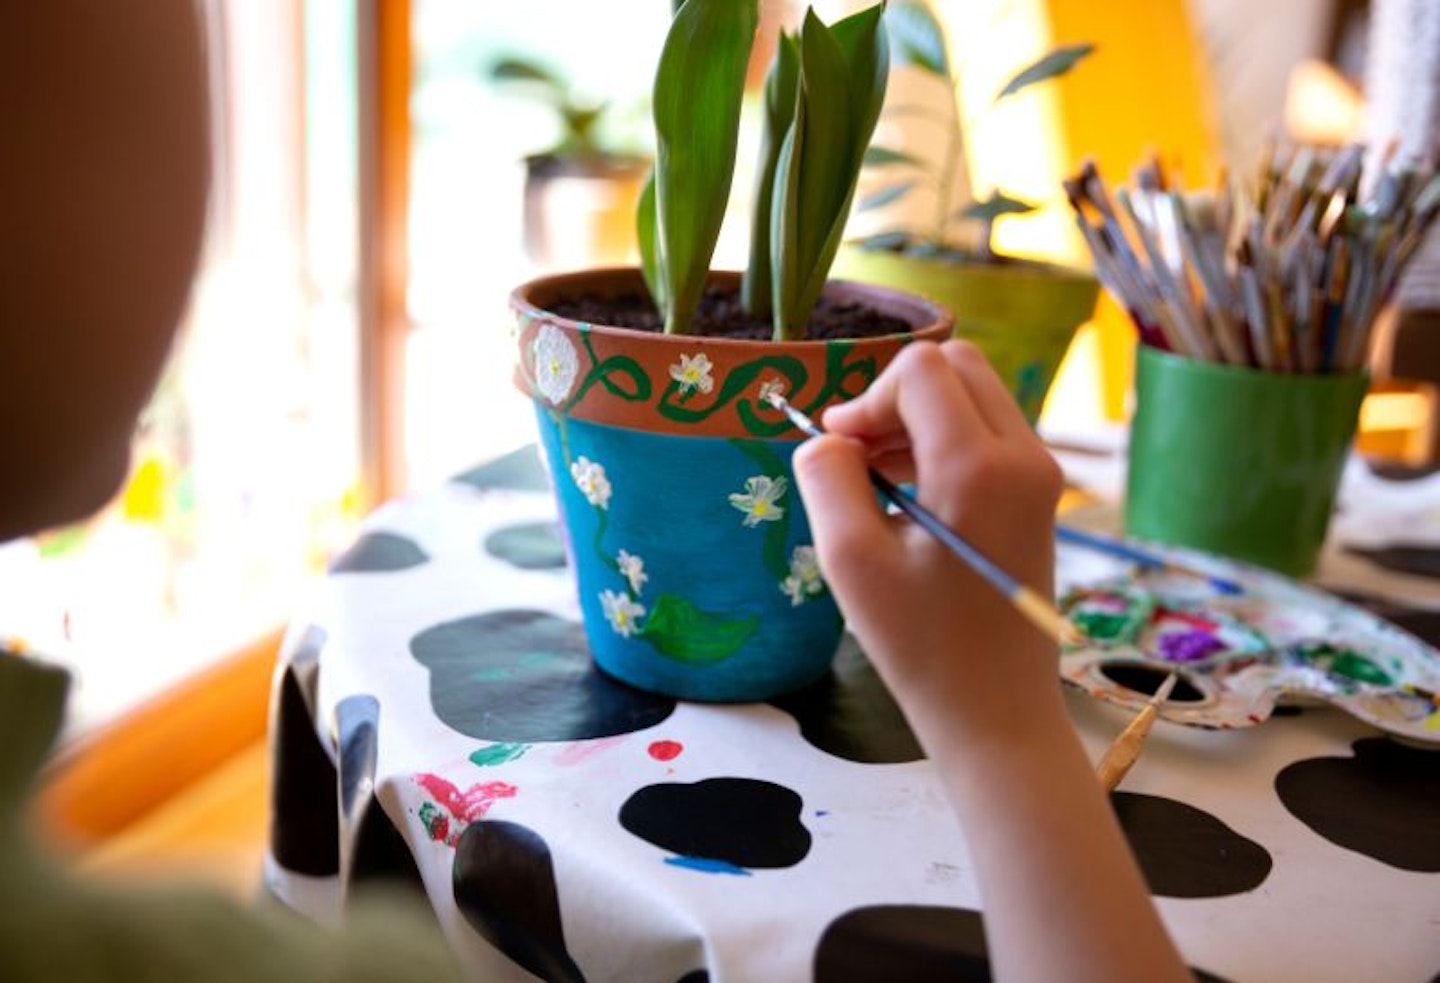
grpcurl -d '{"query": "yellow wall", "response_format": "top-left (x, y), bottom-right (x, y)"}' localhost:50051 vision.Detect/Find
top-left (939, 0), bottom-right (1221, 424)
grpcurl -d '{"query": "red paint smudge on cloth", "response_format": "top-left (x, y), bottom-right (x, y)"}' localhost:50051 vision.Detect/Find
top-left (416, 773), bottom-right (518, 823)
top-left (648, 740), bottom-right (683, 762)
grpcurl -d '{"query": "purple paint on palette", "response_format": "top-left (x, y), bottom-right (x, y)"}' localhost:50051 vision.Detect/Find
top-left (1159, 631), bottom-right (1227, 662)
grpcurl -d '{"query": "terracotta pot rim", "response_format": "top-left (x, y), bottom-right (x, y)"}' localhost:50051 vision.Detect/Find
top-left (510, 266), bottom-right (954, 346)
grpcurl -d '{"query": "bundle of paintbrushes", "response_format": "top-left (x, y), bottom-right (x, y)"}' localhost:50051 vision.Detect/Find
top-left (1066, 144), bottom-right (1440, 373)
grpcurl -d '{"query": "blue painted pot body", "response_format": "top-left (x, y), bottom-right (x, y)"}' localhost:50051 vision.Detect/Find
top-left (535, 408), bottom-right (842, 701)
top-left (512, 268), bottom-right (951, 702)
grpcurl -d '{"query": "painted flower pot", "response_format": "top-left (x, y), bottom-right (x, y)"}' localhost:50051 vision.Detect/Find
top-left (512, 268), bottom-right (951, 701)
top-left (832, 246), bottom-right (1100, 424)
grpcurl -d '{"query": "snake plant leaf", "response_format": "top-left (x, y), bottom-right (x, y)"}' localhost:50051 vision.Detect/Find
top-left (772, 3), bottom-right (889, 339)
top-left (858, 181), bottom-right (915, 212)
top-left (994, 43), bottom-right (1095, 102)
top-left (652, 0), bottom-right (760, 333)
top-left (742, 30), bottom-right (800, 318)
top-left (637, 170), bottom-right (663, 309)
top-left (884, 0), bottom-right (949, 78)
top-left (863, 145), bottom-right (923, 168)
top-left (957, 192), bottom-right (1037, 221)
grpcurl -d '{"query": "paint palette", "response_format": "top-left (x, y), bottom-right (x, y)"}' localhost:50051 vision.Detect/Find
top-left (1055, 537), bottom-right (1440, 744)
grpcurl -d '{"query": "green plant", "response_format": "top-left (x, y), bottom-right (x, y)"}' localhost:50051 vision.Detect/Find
top-left (857, 0), bottom-right (1094, 261)
top-left (637, 0), bottom-right (890, 340)
top-left (488, 56), bottom-right (625, 162)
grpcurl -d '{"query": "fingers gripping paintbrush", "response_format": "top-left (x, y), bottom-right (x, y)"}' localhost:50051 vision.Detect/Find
top-left (1097, 672), bottom-right (1179, 792)
top-left (767, 394), bottom-right (1083, 648)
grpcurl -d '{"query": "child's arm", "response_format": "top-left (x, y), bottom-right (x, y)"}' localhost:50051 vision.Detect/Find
top-left (793, 340), bottom-right (1191, 983)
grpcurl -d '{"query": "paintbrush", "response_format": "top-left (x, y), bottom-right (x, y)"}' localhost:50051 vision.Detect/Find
top-left (1054, 524), bottom-right (1243, 595)
top-left (1097, 671), bottom-right (1179, 792)
top-left (766, 394), bottom-right (1083, 647)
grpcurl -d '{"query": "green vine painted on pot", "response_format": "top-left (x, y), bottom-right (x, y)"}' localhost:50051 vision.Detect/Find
top-left (658, 353), bottom-right (808, 429)
top-left (731, 439), bottom-right (794, 582)
top-left (560, 327), bottom-right (653, 412)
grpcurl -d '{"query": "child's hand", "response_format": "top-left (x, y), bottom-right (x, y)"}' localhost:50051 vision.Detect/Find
top-left (793, 340), bottom-right (1065, 747)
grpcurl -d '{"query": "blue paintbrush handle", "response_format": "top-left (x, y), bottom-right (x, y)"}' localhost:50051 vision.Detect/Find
top-left (870, 469), bottom-right (1019, 595)
top-left (1055, 523), bottom-right (1242, 595)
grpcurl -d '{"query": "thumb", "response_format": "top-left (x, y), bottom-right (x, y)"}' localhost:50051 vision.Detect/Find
top-left (793, 435), bottom-right (897, 592)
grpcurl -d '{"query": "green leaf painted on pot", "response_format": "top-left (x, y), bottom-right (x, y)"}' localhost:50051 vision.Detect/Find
top-left (994, 43), bottom-right (1095, 102)
top-left (652, 0), bottom-right (759, 333)
top-left (885, 0), bottom-right (949, 77)
top-left (640, 593), bottom-right (759, 663)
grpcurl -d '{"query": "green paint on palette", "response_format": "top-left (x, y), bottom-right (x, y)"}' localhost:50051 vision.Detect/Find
top-left (1299, 644), bottom-right (1395, 687)
top-left (1071, 610), bottom-right (1136, 641)
top-left (1326, 651), bottom-right (1393, 686)
top-left (470, 742), bottom-right (530, 767)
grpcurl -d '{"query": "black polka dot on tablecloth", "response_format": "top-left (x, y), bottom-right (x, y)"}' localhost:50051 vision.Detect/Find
top-left (410, 609), bottom-right (673, 742)
top-left (1112, 792), bottom-right (1273, 898)
top-left (269, 626), bottom-right (339, 877)
top-left (484, 521), bottom-right (567, 570)
top-left (812, 904), bottom-right (1234, 982)
top-left (330, 531), bottom-right (430, 573)
top-left (619, 777), bottom-right (811, 872)
top-left (1276, 737), bottom-right (1440, 872)
top-left (452, 445), bottom-right (550, 492)
top-left (814, 905), bottom-right (990, 982)
top-left (767, 635), bottom-right (924, 764)
top-left (1343, 544), bottom-right (1440, 580)
top-left (453, 819), bottom-right (584, 983)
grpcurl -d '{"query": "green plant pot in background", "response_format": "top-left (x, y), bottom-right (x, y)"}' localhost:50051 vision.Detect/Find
top-left (833, 245), bottom-right (1100, 424)
top-left (1125, 346), bottom-right (1369, 578)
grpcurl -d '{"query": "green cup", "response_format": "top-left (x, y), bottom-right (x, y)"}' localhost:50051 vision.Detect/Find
top-left (1125, 346), bottom-right (1368, 578)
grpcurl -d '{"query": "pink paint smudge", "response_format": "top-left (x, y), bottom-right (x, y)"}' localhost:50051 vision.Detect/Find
top-left (648, 739), bottom-right (683, 762)
top-left (415, 773), bottom-right (518, 846)
top-left (551, 735), bottom-right (627, 766)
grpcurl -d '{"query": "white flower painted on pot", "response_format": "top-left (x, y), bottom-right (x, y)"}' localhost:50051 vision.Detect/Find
top-left (600, 589), bottom-right (645, 637)
top-left (616, 549), bottom-right (648, 595)
top-left (728, 475), bottom-right (787, 527)
top-left (669, 352), bottom-right (715, 395)
top-left (570, 456), bottom-right (612, 510)
top-left (532, 323), bottom-right (580, 405)
top-left (780, 545), bottom-right (825, 606)
top-left (757, 377), bottom-right (786, 407)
